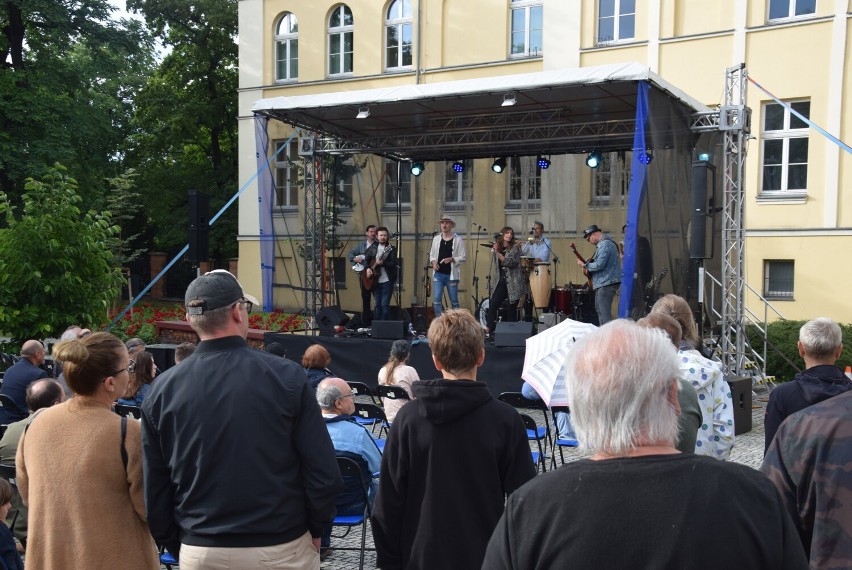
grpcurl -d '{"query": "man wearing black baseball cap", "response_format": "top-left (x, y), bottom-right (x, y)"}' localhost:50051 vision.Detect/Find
top-left (141, 270), bottom-right (341, 568)
top-left (578, 224), bottom-right (621, 324)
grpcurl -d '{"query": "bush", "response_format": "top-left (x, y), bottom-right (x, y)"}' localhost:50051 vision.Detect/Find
top-left (746, 320), bottom-right (852, 382)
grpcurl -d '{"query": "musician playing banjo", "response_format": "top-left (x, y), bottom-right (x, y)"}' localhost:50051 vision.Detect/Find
top-left (348, 224), bottom-right (377, 326)
top-left (364, 227), bottom-right (398, 321)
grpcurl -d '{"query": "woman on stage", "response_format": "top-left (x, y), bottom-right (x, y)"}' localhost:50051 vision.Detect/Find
top-left (486, 227), bottom-right (523, 335)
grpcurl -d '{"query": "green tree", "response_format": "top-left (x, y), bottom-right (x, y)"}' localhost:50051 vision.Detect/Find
top-left (125, 0), bottom-right (238, 259)
top-left (0, 164), bottom-right (124, 340)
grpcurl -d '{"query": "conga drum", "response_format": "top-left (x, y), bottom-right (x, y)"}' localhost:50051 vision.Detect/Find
top-left (553, 287), bottom-right (572, 314)
top-left (530, 262), bottom-right (552, 308)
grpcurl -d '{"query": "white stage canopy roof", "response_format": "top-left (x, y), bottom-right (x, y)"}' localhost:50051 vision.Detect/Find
top-left (252, 62), bottom-right (712, 162)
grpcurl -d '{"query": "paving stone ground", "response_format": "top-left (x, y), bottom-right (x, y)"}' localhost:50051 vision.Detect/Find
top-left (317, 389), bottom-right (773, 569)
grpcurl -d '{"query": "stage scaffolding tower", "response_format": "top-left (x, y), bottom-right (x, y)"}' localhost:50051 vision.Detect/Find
top-left (691, 64), bottom-right (751, 376)
top-left (302, 146), bottom-right (325, 331)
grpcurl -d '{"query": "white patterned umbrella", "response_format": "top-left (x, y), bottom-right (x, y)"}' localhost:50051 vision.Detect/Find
top-left (521, 318), bottom-right (598, 407)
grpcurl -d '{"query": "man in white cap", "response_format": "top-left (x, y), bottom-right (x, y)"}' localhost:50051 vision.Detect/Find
top-left (141, 270), bottom-right (341, 569)
top-left (429, 215), bottom-right (466, 316)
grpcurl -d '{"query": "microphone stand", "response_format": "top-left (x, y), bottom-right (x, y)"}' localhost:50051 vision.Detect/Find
top-left (470, 223), bottom-right (487, 309)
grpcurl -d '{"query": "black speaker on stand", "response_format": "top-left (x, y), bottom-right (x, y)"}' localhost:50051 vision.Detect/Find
top-left (188, 191), bottom-right (210, 264)
top-left (316, 306), bottom-right (350, 334)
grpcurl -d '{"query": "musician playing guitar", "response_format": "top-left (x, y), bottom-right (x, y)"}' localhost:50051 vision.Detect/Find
top-left (364, 227), bottom-right (398, 321)
top-left (348, 224), bottom-right (377, 326)
top-left (576, 224), bottom-right (621, 325)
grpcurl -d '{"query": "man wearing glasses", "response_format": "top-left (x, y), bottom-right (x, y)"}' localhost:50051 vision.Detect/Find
top-left (577, 224), bottom-right (621, 325)
top-left (141, 270), bottom-right (341, 569)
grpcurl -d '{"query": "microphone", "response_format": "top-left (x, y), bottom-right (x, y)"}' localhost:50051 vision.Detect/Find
top-left (529, 229), bottom-right (534, 235)
top-left (474, 222), bottom-right (487, 232)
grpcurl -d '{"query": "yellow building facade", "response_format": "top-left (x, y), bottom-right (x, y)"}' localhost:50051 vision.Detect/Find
top-left (238, 0), bottom-right (852, 323)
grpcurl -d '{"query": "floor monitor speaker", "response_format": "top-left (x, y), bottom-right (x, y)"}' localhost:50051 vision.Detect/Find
top-left (494, 321), bottom-right (533, 347)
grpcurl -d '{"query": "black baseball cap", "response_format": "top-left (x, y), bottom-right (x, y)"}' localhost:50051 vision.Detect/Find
top-left (185, 270), bottom-right (260, 315)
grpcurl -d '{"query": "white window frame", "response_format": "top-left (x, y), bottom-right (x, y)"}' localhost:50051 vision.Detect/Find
top-left (760, 99), bottom-right (809, 197)
top-left (272, 139), bottom-right (299, 211)
top-left (274, 13), bottom-right (298, 82)
top-left (328, 4), bottom-right (354, 76)
top-left (383, 160), bottom-right (412, 207)
top-left (509, 0), bottom-right (543, 58)
top-left (768, 0), bottom-right (816, 22)
top-left (508, 156), bottom-right (542, 207)
top-left (597, 0), bottom-right (635, 45)
top-left (385, 0), bottom-right (413, 70)
top-left (590, 151), bottom-right (629, 207)
top-left (763, 260), bottom-right (795, 300)
top-left (444, 160), bottom-right (473, 206)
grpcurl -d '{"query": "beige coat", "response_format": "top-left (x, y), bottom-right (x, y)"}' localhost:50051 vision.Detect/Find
top-left (17, 398), bottom-right (158, 569)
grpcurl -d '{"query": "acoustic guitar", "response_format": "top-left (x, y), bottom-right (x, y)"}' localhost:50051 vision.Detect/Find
top-left (362, 245), bottom-right (394, 291)
top-left (569, 243), bottom-right (594, 289)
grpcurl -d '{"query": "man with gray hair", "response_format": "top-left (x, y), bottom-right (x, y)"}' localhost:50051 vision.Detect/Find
top-left (482, 320), bottom-right (808, 569)
top-left (0, 340), bottom-right (48, 424)
top-left (764, 317), bottom-right (850, 452)
top-left (316, 377), bottom-right (381, 558)
top-left (142, 269), bottom-right (341, 568)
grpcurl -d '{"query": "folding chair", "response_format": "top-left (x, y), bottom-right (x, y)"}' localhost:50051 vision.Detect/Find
top-left (498, 392), bottom-right (553, 449)
top-left (375, 384), bottom-right (410, 402)
top-left (550, 406), bottom-right (580, 469)
top-left (519, 414), bottom-right (547, 473)
top-left (114, 403), bottom-right (142, 420)
top-left (354, 402), bottom-right (390, 439)
top-left (347, 381), bottom-right (381, 405)
top-left (329, 455), bottom-right (373, 570)
top-left (158, 544), bottom-right (178, 569)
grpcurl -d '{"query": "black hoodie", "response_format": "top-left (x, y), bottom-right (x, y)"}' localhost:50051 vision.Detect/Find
top-left (372, 379), bottom-right (536, 570)
top-left (764, 364), bottom-right (852, 452)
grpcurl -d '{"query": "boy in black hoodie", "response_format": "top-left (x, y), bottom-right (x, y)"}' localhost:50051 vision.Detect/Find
top-left (371, 309), bottom-right (535, 570)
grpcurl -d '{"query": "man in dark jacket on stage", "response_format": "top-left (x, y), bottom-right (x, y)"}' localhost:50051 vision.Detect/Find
top-left (764, 317), bottom-right (850, 452)
top-left (371, 309), bottom-right (535, 570)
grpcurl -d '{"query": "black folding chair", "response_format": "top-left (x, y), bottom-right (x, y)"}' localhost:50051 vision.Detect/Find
top-left (347, 381), bottom-right (381, 405)
top-left (498, 391), bottom-right (553, 449)
top-left (0, 395), bottom-right (27, 423)
top-left (0, 463), bottom-right (20, 542)
top-left (550, 406), bottom-right (580, 469)
top-left (329, 456), bottom-right (373, 569)
top-left (375, 384), bottom-right (410, 402)
top-left (354, 402), bottom-right (390, 440)
top-left (519, 413), bottom-right (547, 473)
top-left (114, 403), bottom-right (142, 420)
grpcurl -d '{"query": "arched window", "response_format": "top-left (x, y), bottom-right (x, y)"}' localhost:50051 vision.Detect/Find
top-left (510, 0), bottom-right (542, 57)
top-left (275, 13), bottom-right (298, 81)
top-left (385, 0), bottom-right (413, 70)
top-left (328, 5), bottom-right (354, 76)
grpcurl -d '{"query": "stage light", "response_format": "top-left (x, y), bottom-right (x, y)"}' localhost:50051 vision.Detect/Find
top-left (491, 157), bottom-right (507, 173)
top-left (410, 162), bottom-right (425, 177)
top-left (537, 156), bottom-right (551, 169)
top-left (585, 151), bottom-right (602, 169)
top-left (698, 152), bottom-right (711, 161)
top-left (452, 161), bottom-right (465, 173)
top-left (356, 106), bottom-right (370, 119)
top-left (501, 92), bottom-right (517, 107)
top-left (639, 151), bottom-right (653, 165)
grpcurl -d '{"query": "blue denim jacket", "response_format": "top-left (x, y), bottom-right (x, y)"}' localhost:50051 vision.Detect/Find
top-left (585, 236), bottom-right (621, 288)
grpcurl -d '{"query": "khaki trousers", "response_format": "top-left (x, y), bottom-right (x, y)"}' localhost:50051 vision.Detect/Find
top-left (180, 531), bottom-right (319, 570)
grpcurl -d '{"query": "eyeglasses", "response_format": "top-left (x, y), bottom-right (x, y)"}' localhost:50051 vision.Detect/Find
top-left (234, 298), bottom-right (253, 314)
top-left (337, 394), bottom-right (355, 401)
top-left (108, 358), bottom-right (136, 378)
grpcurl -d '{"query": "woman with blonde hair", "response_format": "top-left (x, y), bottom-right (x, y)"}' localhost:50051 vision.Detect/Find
top-left (117, 350), bottom-right (156, 406)
top-left (650, 294), bottom-right (736, 459)
top-left (16, 332), bottom-right (159, 569)
top-left (378, 340), bottom-right (420, 423)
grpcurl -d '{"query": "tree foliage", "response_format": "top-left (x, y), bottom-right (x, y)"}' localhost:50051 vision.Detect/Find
top-left (0, 164), bottom-right (124, 340)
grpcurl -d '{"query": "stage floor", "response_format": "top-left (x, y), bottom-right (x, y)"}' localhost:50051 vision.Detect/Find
top-left (264, 332), bottom-right (525, 396)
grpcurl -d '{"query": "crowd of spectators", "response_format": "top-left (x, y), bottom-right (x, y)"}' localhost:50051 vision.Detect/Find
top-left (0, 275), bottom-right (848, 568)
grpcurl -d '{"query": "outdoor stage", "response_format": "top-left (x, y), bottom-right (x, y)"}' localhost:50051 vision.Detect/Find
top-left (263, 332), bottom-right (525, 396)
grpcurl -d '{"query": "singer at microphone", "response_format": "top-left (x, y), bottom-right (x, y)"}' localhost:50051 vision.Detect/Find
top-left (521, 221), bottom-right (552, 263)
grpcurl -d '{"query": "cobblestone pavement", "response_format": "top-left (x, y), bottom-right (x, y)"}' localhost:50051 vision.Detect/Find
top-left (316, 390), bottom-right (773, 569)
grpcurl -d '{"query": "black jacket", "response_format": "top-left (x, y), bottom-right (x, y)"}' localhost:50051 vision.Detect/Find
top-left (364, 242), bottom-right (398, 284)
top-left (0, 359), bottom-right (47, 424)
top-left (372, 379), bottom-right (535, 570)
top-left (764, 364), bottom-right (852, 452)
top-left (141, 336), bottom-right (342, 554)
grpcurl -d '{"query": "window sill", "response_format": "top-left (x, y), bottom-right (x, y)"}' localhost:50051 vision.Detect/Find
top-left (505, 202), bottom-right (542, 210)
top-left (767, 14), bottom-right (816, 25)
top-left (381, 205), bottom-right (412, 213)
top-left (443, 203), bottom-right (470, 211)
top-left (508, 52), bottom-right (543, 60)
top-left (273, 208), bottom-right (299, 216)
top-left (764, 295), bottom-right (794, 301)
top-left (756, 191), bottom-right (807, 204)
top-left (274, 78), bottom-right (298, 85)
